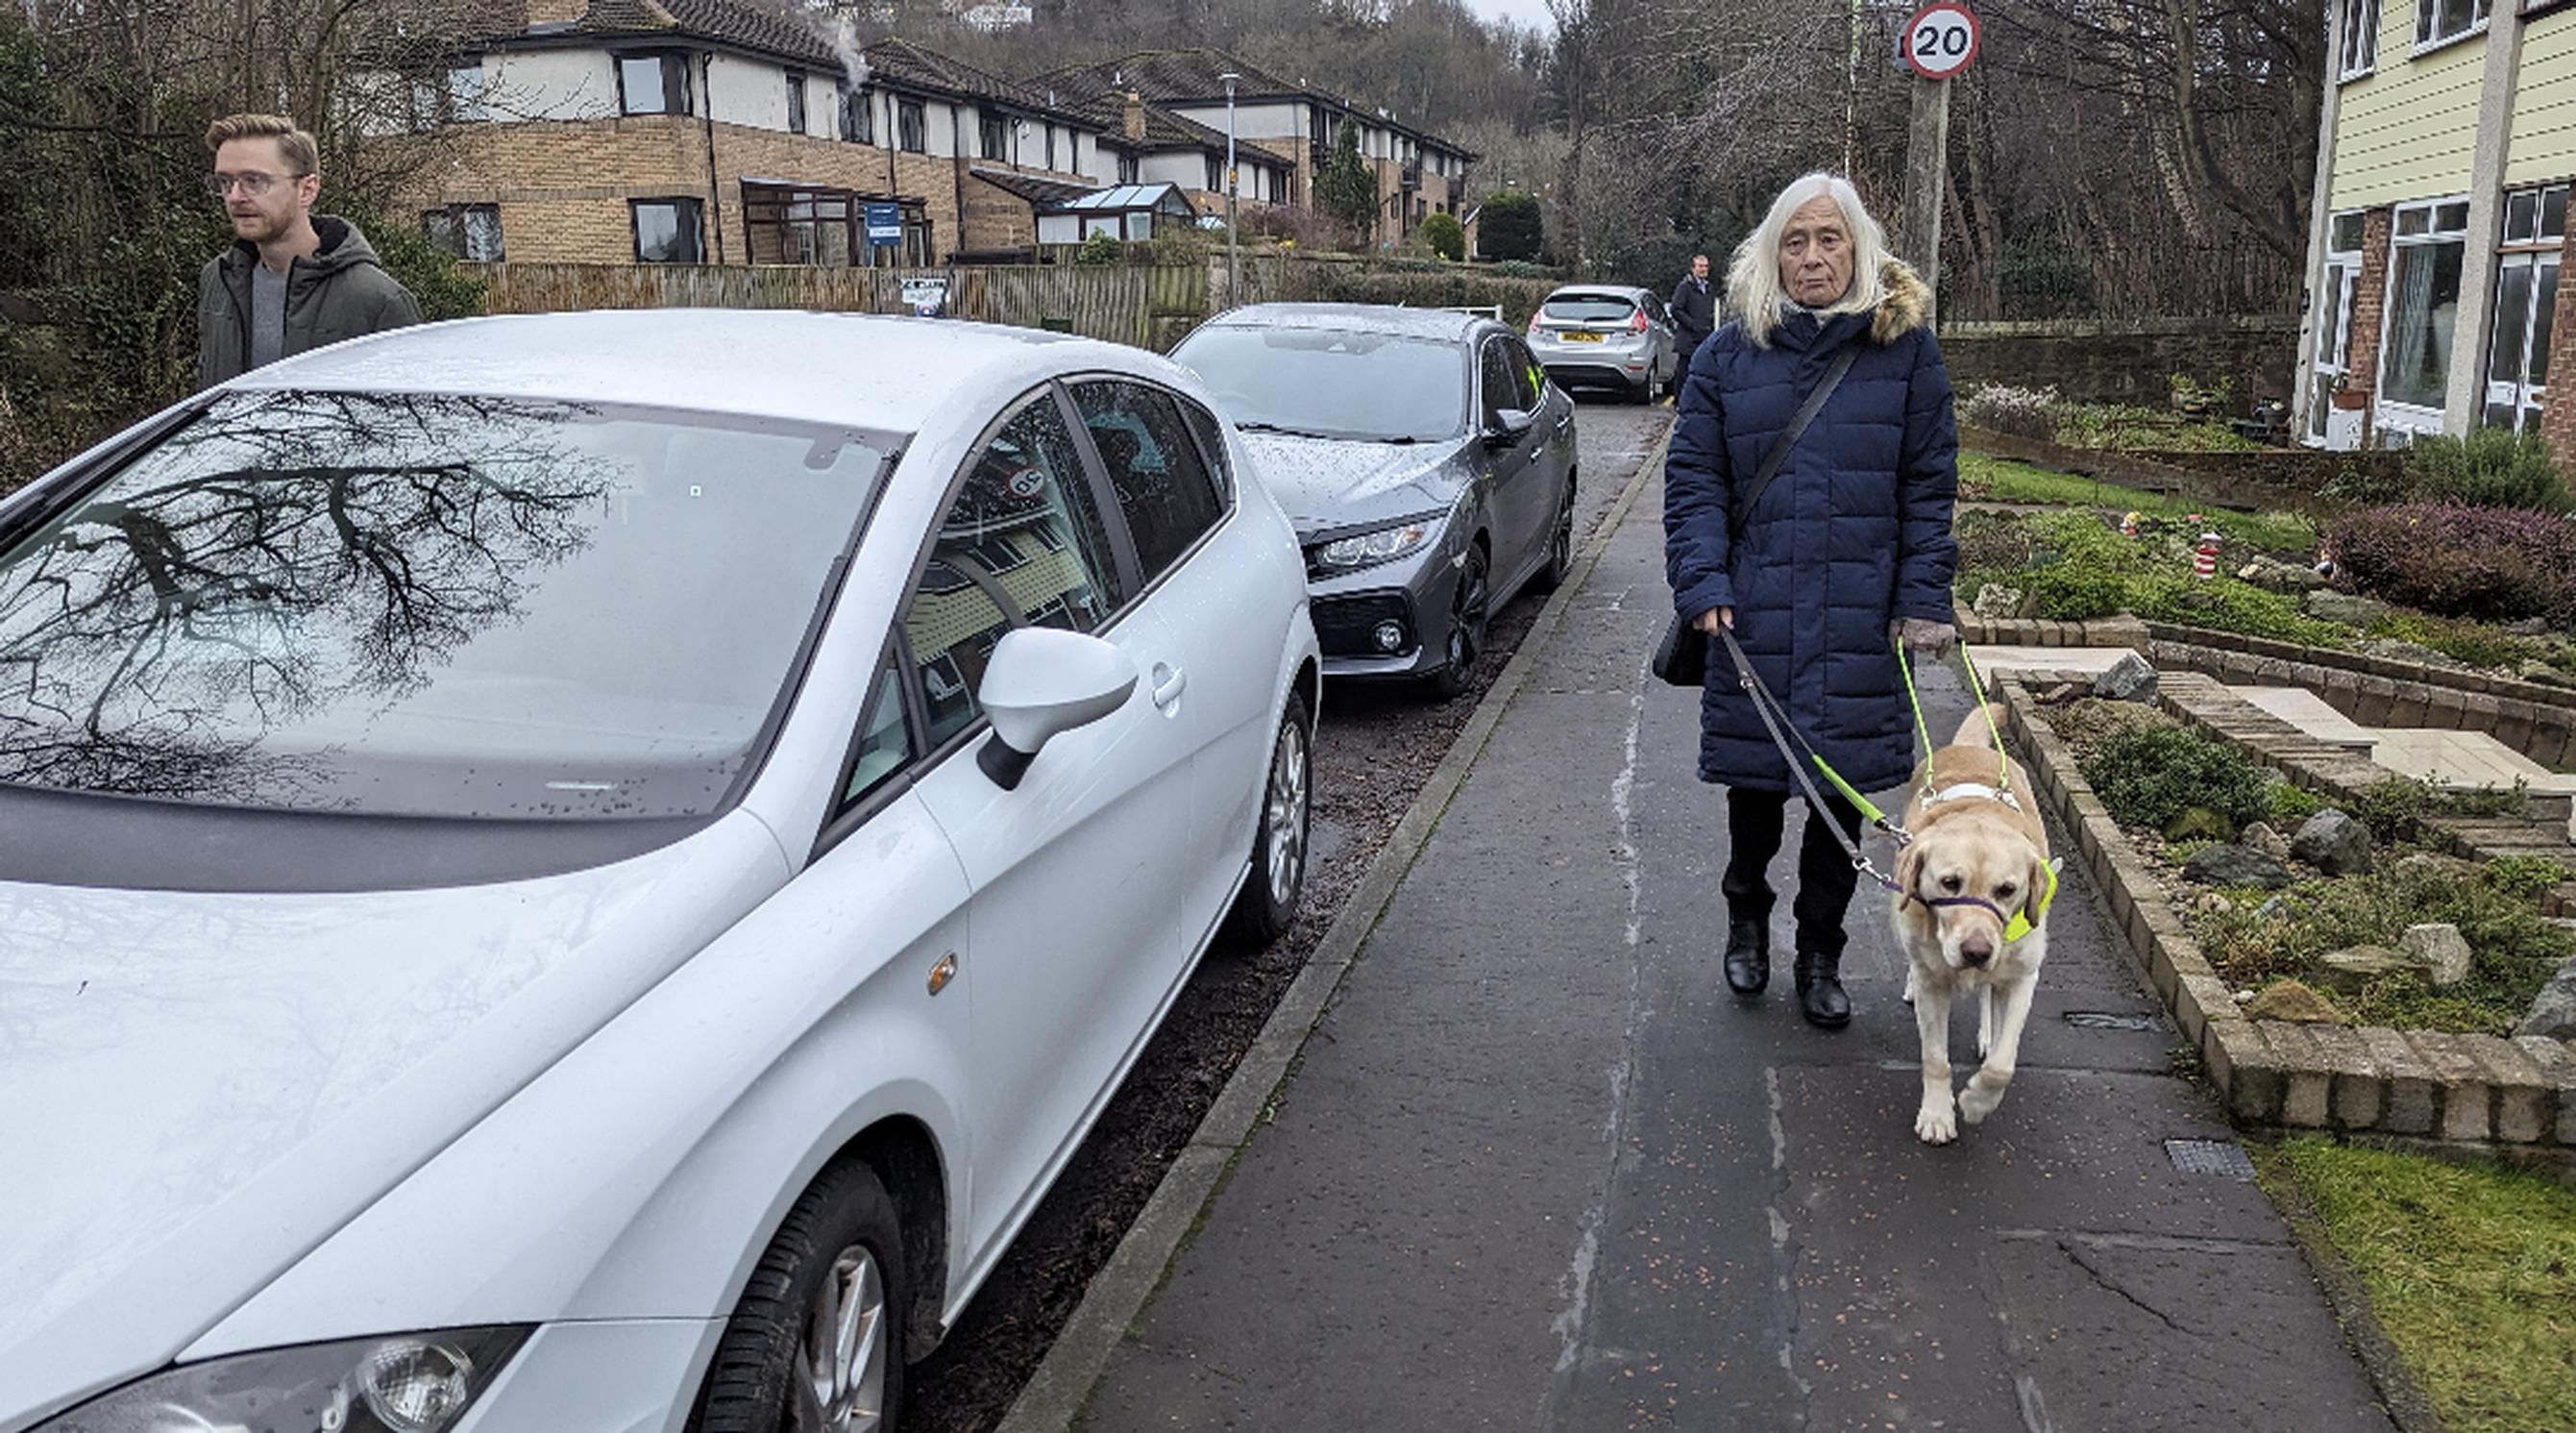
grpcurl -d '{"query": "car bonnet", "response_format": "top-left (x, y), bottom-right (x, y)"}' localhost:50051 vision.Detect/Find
top-left (1239, 431), bottom-right (1469, 539)
top-left (0, 812), bottom-right (789, 1430)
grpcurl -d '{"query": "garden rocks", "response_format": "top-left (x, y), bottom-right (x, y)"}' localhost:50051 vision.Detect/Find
top-left (2292, 809), bottom-right (2375, 877)
top-left (2318, 945), bottom-right (2409, 994)
top-left (2238, 556), bottom-right (2326, 593)
top-left (2507, 617), bottom-right (2554, 637)
top-left (2399, 923), bottom-right (2474, 986)
top-left (2357, 638), bottom-right (2452, 669)
top-left (2516, 659), bottom-right (2576, 690)
top-left (2183, 842), bottom-right (2294, 889)
top-left (2305, 589), bottom-right (2390, 628)
top-left (1971, 582), bottom-right (2026, 619)
top-left (2254, 895), bottom-right (2291, 922)
top-left (2091, 652), bottom-right (2159, 704)
top-left (2245, 980), bottom-right (2344, 1024)
top-left (2240, 821), bottom-right (2291, 861)
top-left (2517, 955), bottom-right (2576, 1039)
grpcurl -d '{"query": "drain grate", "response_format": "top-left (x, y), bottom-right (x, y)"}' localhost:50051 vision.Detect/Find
top-left (2164, 1138), bottom-right (2257, 1180)
top-left (2065, 1011), bottom-right (2159, 1031)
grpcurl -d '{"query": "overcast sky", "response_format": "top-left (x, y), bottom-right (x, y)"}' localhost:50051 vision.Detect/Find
top-left (1459, 0), bottom-right (1555, 37)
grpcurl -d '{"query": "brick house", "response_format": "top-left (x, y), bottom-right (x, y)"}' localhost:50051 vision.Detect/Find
top-left (385, 0), bottom-right (1116, 267)
top-left (1071, 90), bottom-right (1298, 219)
top-left (1032, 49), bottom-right (1474, 250)
top-left (2295, 0), bottom-right (2576, 452)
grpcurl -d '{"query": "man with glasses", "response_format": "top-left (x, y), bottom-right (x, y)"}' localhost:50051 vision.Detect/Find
top-left (196, 113), bottom-right (421, 387)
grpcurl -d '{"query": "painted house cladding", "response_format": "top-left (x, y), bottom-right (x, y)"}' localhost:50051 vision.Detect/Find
top-left (387, 0), bottom-right (1120, 266)
top-left (2298, 0), bottom-right (2576, 450)
top-left (1031, 49), bottom-right (1476, 250)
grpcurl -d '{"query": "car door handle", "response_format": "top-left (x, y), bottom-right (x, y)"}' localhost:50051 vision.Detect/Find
top-left (1151, 664), bottom-right (1188, 710)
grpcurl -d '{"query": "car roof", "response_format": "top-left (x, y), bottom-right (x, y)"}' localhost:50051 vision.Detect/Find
top-left (221, 310), bottom-right (1136, 432)
top-left (1200, 303), bottom-right (1492, 343)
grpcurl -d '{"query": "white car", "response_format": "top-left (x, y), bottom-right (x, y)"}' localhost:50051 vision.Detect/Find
top-left (0, 311), bottom-right (1319, 1433)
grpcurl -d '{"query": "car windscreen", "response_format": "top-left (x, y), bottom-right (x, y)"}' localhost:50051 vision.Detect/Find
top-left (1540, 293), bottom-right (1638, 325)
top-left (1173, 326), bottom-right (1466, 443)
top-left (0, 390), bottom-right (894, 820)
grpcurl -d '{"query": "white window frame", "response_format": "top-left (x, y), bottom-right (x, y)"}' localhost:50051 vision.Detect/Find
top-left (2340, 0), bottom-right (2379, 78)
top-left (2485, 183), bottom-right (2567, 433)
top-left (2375, 194), bottom-right (2473, 428)
top-left (2414, 0), bottom-right (2491, 53)
top-left (2310, 210), bottom-right (2367, 443)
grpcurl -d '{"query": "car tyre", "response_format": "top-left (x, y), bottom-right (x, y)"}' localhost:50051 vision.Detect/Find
top-left (1636, 364), bottom-right (1661, 406)
top-left (1424, 540), bottom-right (1490, 701)
top-left (1227, 691), bottom-right (1313, 945)
top-left (694, 1159), bottom-right (907, 1433)
top-left (1531, 479), bottom-right (1577, 595)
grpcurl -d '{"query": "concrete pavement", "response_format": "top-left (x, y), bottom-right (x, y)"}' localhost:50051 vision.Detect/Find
top-left (1070, 470), bottom-right (2399, 1432)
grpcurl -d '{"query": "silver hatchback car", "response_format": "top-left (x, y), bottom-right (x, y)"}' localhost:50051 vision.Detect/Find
top-left (1525, 284), bottom-right (1677, 404)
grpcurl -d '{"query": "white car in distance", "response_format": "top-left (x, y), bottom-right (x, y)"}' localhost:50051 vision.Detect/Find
top-left (0, 311), bottom-right (1319, 1433)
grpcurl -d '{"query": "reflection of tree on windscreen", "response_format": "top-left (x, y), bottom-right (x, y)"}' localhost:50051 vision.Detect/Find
top-left (0, 393), bottom-right (613, 802)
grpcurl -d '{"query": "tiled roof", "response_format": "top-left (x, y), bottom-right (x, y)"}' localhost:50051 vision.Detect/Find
top-left (863, 37), bottom-right (1065, 115)
top-left (1031, 48), bottom-right (1466, 155)
top-left (969, 167), bottom-right (1100, 208)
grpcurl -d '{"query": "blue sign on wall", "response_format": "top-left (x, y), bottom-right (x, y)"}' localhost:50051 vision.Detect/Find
top-left (864, 203), bottom-right (903, 248)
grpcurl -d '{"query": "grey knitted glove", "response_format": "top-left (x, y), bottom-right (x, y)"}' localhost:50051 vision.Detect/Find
top-left (1892, 618), bottom-right (1956, 659)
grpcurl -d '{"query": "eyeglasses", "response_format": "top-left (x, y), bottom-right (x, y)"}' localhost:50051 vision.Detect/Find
top-left (205, 171), bottom-right (301, 199)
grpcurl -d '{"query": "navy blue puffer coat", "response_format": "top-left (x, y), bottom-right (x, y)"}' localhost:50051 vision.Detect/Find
top-left (1663, 259), bottom-right (1960, 795)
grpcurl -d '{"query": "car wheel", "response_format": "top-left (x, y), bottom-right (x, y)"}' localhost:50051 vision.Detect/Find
top-left (1228, 691), bottom-right (1313, 945)
top-left (1424, 540), bottom-right (1490, 701)
top-left (694, 1160), bottom-right (906, 1433)
top-left (1638, 365), bottom-right (1661, 405)
top-left (1531, 480), bottom-right (1577, 594)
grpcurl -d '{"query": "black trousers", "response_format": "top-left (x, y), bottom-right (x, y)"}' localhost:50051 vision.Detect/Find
top-left (1722, 787), bottom-right (1867, 956)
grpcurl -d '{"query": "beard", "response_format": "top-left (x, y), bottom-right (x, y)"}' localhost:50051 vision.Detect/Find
top-left (229, 208), bottom-right (290, 243)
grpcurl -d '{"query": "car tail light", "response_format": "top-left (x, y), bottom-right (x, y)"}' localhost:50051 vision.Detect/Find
top-left (1630, 309), bottom-right (1650, 334)
top-left (1527, 313), bottom-right (1542, 335)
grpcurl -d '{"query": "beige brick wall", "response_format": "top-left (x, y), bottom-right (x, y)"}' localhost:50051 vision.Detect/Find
top-left (389, 118), bottom-right (1093, 266)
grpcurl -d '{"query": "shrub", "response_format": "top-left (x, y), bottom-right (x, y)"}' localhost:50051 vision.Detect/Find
top-left (2081, 723), bottom-right (2273, 832)
top-left (1420, 210), bottom-right (1465, 262)
top-left (2329, 503), bottom-right (2576, 625)
top-left (2368, 612), bottom-right (2538, 672)
top-left (2486, 854), bottom-right (2571, 902)
top-left (2024, 565), bottom-right (2130, 620)
top-left (1479, 190), bottom-right (1545, 261)
top-left (2399, 427), bottom-right (2574, 513)
top-left (2266, 779), bottom-right (2326, 827)
top-left (1959, 384), bottom-right (2060, 441)
top-left (2349, 777), bottom-right (2529, 845)
top-left (2123, 572), bottom-right (2350, 645)
top-left (1072, 232), bottom-right (1124, 266)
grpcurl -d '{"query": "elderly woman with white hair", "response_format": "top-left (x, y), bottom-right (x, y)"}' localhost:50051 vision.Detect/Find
top-left (1663, 172), bottom-right (1961, 1029)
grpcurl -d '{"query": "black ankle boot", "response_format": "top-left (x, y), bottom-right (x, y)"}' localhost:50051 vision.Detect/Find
top-left (1724, 919), bottom-right (1769, 997)
top-left (1794, 950), bottom-right (1851, 1028)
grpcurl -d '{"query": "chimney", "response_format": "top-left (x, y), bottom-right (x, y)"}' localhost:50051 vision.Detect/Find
top-left (525, 0), bottom-right (588, 24)
top-left (1121, 90), bottom-right (1145, 142)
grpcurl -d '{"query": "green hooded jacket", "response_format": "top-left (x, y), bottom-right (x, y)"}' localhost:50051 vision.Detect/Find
top-left (196, 215), bottom-right (423, 389)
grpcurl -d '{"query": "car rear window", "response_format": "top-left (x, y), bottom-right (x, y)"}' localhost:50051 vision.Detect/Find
top-left (1541, 293), bottom-right (1637, 325)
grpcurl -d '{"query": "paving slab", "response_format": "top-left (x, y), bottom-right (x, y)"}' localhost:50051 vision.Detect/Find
top-left (2233, 685), bottom-right (2379, 753)
top-left (1071, 482), bottom-right (2400, 1433)
top-left (1964, 644), bottom-right (2140, 679)
top-left (2369, 728), bottom-right (2576, 796)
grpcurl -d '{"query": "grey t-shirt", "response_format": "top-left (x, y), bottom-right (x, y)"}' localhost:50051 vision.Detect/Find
top-left (248, 262), bottom-right (289, 370)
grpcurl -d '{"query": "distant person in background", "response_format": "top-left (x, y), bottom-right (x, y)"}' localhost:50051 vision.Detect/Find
top-left (1667, 253), bottom-right (1718, 400)
top-left (197, 113), bottom-right (420, 388)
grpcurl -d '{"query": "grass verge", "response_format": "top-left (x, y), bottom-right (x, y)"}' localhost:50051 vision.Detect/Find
top-left (2269, 1136), bottom-right (2576, 1433)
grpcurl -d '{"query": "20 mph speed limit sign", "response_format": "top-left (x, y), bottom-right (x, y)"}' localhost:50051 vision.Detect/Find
top-left (1903, 3), bottom-right (1980, 81)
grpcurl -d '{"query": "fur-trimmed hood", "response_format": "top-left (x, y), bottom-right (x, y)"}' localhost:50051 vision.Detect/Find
top-left (1870, 258), bottom-right (1932, 345)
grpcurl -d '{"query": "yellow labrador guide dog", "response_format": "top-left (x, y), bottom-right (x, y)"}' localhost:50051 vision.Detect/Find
top-left (1890, 707), bottom-right (2060, 1145)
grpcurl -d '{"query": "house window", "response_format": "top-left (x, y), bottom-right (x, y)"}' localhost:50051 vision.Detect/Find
top-left (619, 53), bottom-right (692, 116)
top-left (631, 197), bottom-right (706, 263)
top-left (2487, 183), bottom-right (2568, 432)
top-left (1206, 154), bottom-right (1223, 192)
top-left (408, 62), bottom-right (487, 128)
top-left (786, 71), bottom-right (808, 135)
top-left (840, 86), bottom-right (871, 143)
top-left (2340, 0), bottom-right (2378, 76)
top-left (1117, 151), bottom-right (1139, 184)
top-left (1044, 125), bottom-right (1056, 171)
top-left (745, 183), bottom-right (853, 266)
top-left (422, 204), bottom-right (504, 261)
top-left (980, 111), bottom-right (1009, 160)
top-left (2381, 197), bottom-right (2470, 412)
top-left (2416, 0), bottom-right (2490, 48)
top-left (898, 98), bottom-right (926, 153)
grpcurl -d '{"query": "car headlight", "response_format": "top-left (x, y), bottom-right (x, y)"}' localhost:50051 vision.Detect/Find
top-left (1313, 518), bottom-right (1440, 573)
top-left (39, 1326), bottom-right (531, 1433)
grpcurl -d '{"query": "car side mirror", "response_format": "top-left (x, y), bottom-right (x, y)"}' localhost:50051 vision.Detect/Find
top-left (1485, 408), bottom-right (1535, 445)
top-left (974, 627), bottom-right (1140, 790)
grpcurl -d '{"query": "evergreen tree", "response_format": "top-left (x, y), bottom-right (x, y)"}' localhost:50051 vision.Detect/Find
top-left (1313, 121), bottom-right (1380, 248)
top-left (1479, 190), bottom-right (1543, 262)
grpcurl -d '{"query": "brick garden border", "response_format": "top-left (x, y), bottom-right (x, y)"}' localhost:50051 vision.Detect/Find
top-left (1959, 612), bottom-right (2576, 773)
top-left (1996, 675), bottom-right (2576, 1154)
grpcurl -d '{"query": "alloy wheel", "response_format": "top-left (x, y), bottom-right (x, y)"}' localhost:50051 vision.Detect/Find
top-left (1265, 718), bottom-right (1311, 910)
top-left (1450, 546), bottom-right (1490, 669)
top-left (797, 1245), bottom-right (889, 1432)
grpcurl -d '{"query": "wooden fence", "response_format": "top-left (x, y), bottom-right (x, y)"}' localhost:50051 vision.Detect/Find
top-left (469, 261), bottom-right (1212, 352)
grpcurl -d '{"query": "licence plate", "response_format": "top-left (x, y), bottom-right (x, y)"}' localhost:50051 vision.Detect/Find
top-left (1564, 331), bottom-right (1605, 343)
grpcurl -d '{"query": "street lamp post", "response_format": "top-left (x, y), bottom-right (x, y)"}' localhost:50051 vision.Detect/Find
top-left (1220, 70), bottom-right (1240, 306)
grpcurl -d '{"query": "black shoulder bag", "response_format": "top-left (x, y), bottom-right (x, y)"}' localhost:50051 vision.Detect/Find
top-left (1652, 342), bottom-right (1862, 688)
